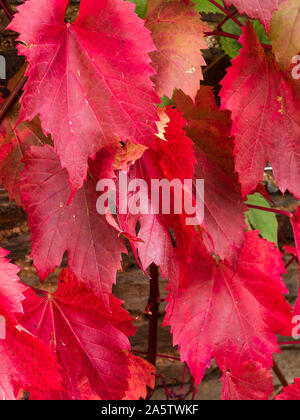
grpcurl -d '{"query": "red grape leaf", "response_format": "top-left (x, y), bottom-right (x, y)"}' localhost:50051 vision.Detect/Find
top-left (21, 269), bottom-right (136, 400)
top-left (276, 378), bottom-right (300, 400)
top-left (0, 249), bottom-right (62, 400)
top-left (9, 0), bottom-right (159, 193)
top-left (0, 321), bottom-right (63, 400)
top-left (142, 107), bottom-right (197, 256)
top-left (220, 21), bottom-right (300, 198)
top-left (113, 141), bottom-right (148, 172)
top-left (156, 107), bottom-right (196, 181)
top-left (20, 144), bottom-right (126, 307)
top-left (145, 0), bottom-right (208, 99)
top-left (0, 66), bottom-right (49, 206)
top-left (289, 206), bottom-right (300, 315)
top-left (254, 183), bottom-right (273, 203)
top-left (0, 248), bottom-right (25, 315)
top-left (221, 363), bottom-right (274, 400)
top-left (284, 244), bottom-right (297, 257)
top-left (118, 107), bottom-right (196, 277)
top-left (174, 87), bottom-right (247, 262)
top-left (223, 0), bottom-right (280, 30)
top-left (119, 186), bottom-right (175, 279)
top-left (0, 112), bottom-right (47, 207)
top-left (123, 354), bottom-right (156, 400)
top-left (165, 231), bottom-right (292, 390)
top-left (78, 352), bottom-right (155, 401)
top-left (269, 0), bottom-right (300, 70)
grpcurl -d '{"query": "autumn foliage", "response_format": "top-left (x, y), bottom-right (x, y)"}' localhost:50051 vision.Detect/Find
top-left (0, 0), bottom-right (300, 400)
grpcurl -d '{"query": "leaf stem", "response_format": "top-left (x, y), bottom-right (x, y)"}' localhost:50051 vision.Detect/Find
top-left (133, 350), bottom-right (181, 362)
top-left (247, 204), bottom-right (292, 218)
top-left (207, 0), bottom-right (243, 28)
top-left (203, 52), bottom-right (227, 75)
top-left (205, 30), bottom-right (272, 50)
top-left (0, 0), bottom-right (14, 21)
top-left (0, 76), bottom-right (27, 124)
top-left (285, 255), bottom-right (297, 269)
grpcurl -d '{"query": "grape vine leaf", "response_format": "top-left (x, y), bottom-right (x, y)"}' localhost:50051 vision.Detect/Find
top-left (0, 319), bottom-right (63, 400)
top-left (0, 113), bottom-right (46, 207)
top-left (21, 269), bottom-right (136, 400)
top-left (276, 379), bottom-right (300, 400)
top-left (78, 352), bottom-right (155, 400)
top-left (220, 21), bottom-right (300, 199)
top-left (123, 353), bottom-right (155, 400)
top-left (221, 363), bottom-right (274, 400)
top-left (0, 249), bottom-right (62, 400)
top-left (284, 244), bottom-right (297, 257)
top-left (145, 0), bottom-right (209, 99)
top-left (0, 67), bottom-right (49, 206)
top-left (118, 107), bottom-right (196, 278)
top-left (20, 144), bottom-right (126, 308)
top-left (174, 87), bottom-right (247, 262)
top-left (289, 205), bottom-right (300, 315)
top-left (165, 231), bottom-right (292, 397)
top-left (0, 248), bottom-right (26, 315)
top-left (9, 0), bottom-right (159, 194)
top-left (223, 0), bottom-right (280, 30)
top-left (269, 0), bottom-right (300, 71)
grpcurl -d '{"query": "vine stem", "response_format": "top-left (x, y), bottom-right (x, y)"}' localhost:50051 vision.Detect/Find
top-left (246, 204), bottom-right (292, 218)
top-left (203, 52), bottom-right (227, 75)
top-left (132, 350), bottom-right (181, 362)
top-left (205, 30), bottom-right (272, 50)
top-left (217, 10), bottom-right (238, 30)
top-left (205, 30), bottom-right (239, 41)
top-left (0, 0), bottom-right (14, 21)
top-left (285, 255), bottom-right (297, 269)
top-left (208, 0), bottom-right (243, 28)
top-left (147, 263), bottom-right (160, 366)
top-left (272, 360), bottom-right (289, 388)
top-left (0, 76), bottom-right (27, 124)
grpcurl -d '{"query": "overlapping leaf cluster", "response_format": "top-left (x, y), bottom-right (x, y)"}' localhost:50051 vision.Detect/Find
top-left (0, 0), bottom-right (299, 400)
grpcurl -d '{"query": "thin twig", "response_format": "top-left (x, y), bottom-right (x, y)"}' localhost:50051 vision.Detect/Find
top-left (0, 76), bottom-right (27, 124)
top-left (208, 0), bottom-right (243, 28)
top-left (272, 360), bottom-right (289, 388)
top-left (217, 10), bottom-right (239, 30)
top-left (285, 255), bottom-right (297, 269)
top-left (205, 30), bottom-right (272, 50)
top-left (247, 204), bottom-right (292, 218)
top-left (179, 365), bottom-right (187, 395)
top-left (147, 263), bottom-right (160, 366)
top-left (203, 53), bottom-right (227, 75)
top-left (0, 0), bottom-right (14, 21)
top-left (132, 350), bottom-right (181, 362)
top-left (279, 341), bottom-right (300, 346)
